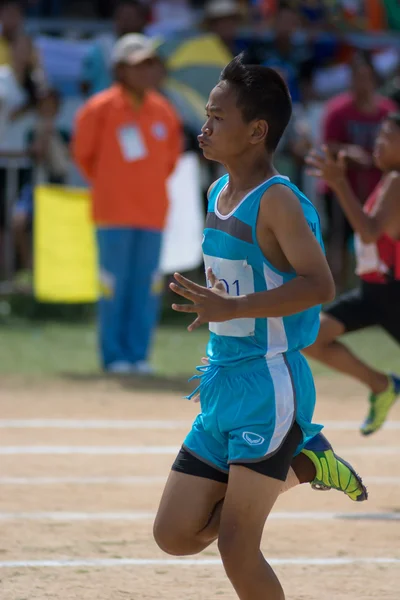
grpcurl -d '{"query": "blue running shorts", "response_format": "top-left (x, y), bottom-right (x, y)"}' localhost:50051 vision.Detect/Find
top-left (183, 352), bottom-right (323, 475)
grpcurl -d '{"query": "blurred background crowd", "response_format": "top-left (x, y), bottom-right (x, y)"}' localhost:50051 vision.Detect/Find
top-left (0, 0), bottom-right (400, 372)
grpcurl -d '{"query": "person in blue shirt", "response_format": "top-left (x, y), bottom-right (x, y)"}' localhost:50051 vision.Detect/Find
top-left (153, 55), bottom-right (367, 600)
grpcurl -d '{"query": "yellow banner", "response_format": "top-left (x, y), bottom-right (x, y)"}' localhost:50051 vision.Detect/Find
top-left (34, 185), bottom-right (99, 303)
top-left (33, 154), bottom-right (204, 304)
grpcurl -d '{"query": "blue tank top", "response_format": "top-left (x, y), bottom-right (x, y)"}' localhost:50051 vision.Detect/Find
top-left (203, 174), bottom-right (324, 367)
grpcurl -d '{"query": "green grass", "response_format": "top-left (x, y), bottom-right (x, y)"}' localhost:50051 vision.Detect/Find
top-left (0, 317), bottom-right (399, 378)
top-left (0, 318), bottom-right (209, 376)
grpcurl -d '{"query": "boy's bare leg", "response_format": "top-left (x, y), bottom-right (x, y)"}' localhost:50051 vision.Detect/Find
top-left (218, 465), bottom-right (285, 600)
top-left (153, 471), bottom-right (226, 555)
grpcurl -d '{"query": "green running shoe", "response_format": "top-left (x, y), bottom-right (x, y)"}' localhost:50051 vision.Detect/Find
top-left (361, 375), bottom-right (400, 436)
top-left (302, 433), bottom-right (368, 502)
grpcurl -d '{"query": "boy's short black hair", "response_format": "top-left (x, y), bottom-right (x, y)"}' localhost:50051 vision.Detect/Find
top-left (220, 54), bottom-right (292, 152)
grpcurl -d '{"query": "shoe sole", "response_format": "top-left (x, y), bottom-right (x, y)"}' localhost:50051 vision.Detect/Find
top-left (309, 450), bottom-right (368, 502)
top-left (333, 453), bottom-right (368, 502)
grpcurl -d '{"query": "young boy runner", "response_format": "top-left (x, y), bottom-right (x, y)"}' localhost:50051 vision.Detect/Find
top-left (153, 56), bottom-right (366, 600)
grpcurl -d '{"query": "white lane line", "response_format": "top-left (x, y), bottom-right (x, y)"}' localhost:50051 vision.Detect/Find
top-left (0, 475), bottom-right (399, 485)
top-left (0, 557), bottom-right (399, 568)
top-left (1, 419), bottom-right (400, 431)
top-left (366, 477), bottom-right (400, 484)
top-left (0, 512), bottom-right (155, 521)
top-left (0, 476), bottom-right (167, 485)
top-left (0, 511), bottom-right (399, 522)
top-left (0, 445), bottom-right (399, 455)
top-left (0, 446), bottom-right (179, 455)
top-left (324, 421), bottom-right (400, 431)
top-left (340, 446), bottom-right (400, 455)
top-left (0, 419), bottom-right (190, 430)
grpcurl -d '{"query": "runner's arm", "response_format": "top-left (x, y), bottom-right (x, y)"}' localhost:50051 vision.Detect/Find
top-left (307, 147), bottom-right (400, 243)
top-left (332, 172), bottom-right (400, 243)
top-left (232, 187), bottom-right (335, 318)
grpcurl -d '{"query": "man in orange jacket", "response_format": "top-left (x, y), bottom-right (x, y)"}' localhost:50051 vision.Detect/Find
top-left (73, 34), bottom-right (182, 374)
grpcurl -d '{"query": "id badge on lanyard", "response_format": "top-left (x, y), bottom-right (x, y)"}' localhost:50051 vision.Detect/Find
top-left (118, 125), bottom-right (148, 162)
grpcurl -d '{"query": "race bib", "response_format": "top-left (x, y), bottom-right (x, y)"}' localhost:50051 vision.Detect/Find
top-left (354, 234), bottom-right (388, 276)
top-left (203, 254), bottom-right (255, 337)
top-left (118, 125), bottom-right (148, 162)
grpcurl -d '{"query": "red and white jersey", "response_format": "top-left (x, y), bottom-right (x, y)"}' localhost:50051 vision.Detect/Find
top-left (355, 181), bottom-right (399, 284)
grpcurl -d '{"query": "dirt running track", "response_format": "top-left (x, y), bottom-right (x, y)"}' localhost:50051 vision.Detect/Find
top-left (0, 376), bottom-right (399, 599)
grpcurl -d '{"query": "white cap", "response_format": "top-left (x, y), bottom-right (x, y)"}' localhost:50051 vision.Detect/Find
top-left (111, 33), bottom-right (156, 66)
top-left (204, 0), bottom-right (242, 20)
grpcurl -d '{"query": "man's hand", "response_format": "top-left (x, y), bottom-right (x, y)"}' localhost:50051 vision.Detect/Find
top-left (306, 145), bottom-right (347, 190)
top-left (170, 268), bottom-right (237, 332)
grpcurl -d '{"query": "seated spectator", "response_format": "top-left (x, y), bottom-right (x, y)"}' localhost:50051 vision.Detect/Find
top-left (81, 0), bottom-right (150, 97)
top-left (13, 88), bottom-right (70, 282)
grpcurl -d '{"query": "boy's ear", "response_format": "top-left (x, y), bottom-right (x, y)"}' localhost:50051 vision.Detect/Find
top-left (249, 119), bottom-right (268, 145)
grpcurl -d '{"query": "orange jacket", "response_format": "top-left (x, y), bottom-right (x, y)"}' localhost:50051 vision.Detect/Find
top-left (73, 85), bottom-right (182, 229)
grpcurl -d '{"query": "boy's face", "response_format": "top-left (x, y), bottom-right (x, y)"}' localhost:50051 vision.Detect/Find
top-left (374, 120), bottom-right (400, 171)
top-left (198, 81), bottom-right (267, 163)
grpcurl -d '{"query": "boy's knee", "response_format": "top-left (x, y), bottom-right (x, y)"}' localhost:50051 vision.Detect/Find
top-left (153, 520), bottom-right (206, 557)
